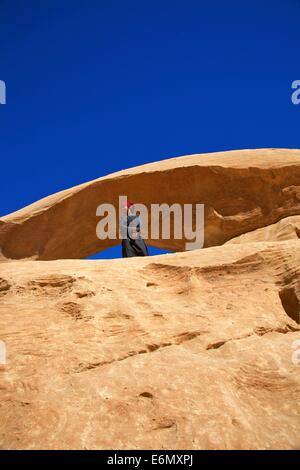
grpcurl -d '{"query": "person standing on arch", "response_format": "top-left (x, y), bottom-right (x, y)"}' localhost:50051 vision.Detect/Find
top-left (120, 201), bottom-right (149, 258)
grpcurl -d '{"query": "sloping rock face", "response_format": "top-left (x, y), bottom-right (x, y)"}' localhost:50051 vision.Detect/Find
top-left (226, 215), bottom-right (300, 244)
top-left (1, 148), bottom-right (300, 260)
top-left (0, 242), bottom-right (300, 449)
top-left (1, 148), bottom-right (300, 450)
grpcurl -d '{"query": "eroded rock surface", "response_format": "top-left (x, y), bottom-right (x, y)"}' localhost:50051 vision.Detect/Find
top-left (226, 215), bottom-right (300, 244)
top-left (0, 242), bottom-right (299, 449)
top-left (1, 148), bottom-right (300, 449)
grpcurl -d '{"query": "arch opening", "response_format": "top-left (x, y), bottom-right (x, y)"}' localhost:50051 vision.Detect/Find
top-left (86, 245), bottom-right (174, 260)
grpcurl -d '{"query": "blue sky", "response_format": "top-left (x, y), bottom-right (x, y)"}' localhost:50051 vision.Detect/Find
top-left (0, 0), bottom-right (300, 258)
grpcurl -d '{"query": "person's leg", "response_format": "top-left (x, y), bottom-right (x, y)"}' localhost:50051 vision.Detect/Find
top-left (121, 240), bottom-right (127, 257)
top-left (122, 239), bottom-right (137, 257)
top-left (132, 239), bottom-right (149, 256)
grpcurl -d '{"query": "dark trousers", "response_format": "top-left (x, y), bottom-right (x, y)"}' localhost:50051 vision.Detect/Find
top-left (122, 238), bottom-right (149, 257)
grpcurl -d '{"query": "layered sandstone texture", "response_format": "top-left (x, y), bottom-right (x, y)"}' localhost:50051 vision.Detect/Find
top-left (0, 148), bottom-right (300, 450)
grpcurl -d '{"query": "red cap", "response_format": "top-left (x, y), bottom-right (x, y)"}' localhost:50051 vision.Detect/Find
top-left (125, 201), bottom-right (134, 209)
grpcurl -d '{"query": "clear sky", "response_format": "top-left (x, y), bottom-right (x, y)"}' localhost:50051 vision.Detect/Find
top-left (1, 0), bottom-right (300, 258)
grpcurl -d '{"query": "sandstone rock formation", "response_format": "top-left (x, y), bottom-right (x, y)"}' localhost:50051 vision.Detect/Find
top-left (0, 242), bottom-right (300, 449)
top-left (226, 215), bottom-right (300, 244)
top-left (1, 148), bottom-right (300, 260)
top-left (0, 148), bottom-right (300, 450)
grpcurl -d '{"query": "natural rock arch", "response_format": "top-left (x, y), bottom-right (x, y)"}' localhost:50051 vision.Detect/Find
top-left (1, 148), bottom-right (300, 260)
